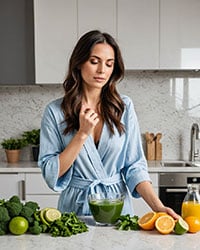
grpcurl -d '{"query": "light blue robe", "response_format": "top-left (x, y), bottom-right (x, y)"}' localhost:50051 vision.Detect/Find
top-left (38, 95), bottom-right (151, 216)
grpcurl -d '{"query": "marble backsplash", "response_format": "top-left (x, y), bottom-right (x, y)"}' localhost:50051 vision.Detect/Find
top-left (1, 70), bottom-right (200, 162)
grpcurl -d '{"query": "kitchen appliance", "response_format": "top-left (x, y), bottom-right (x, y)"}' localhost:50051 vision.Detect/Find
top-left (159, 173), bottom-right (200, 214)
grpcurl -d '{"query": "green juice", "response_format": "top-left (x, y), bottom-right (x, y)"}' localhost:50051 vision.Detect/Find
top-left (89, 199), bottom-right (124, 224)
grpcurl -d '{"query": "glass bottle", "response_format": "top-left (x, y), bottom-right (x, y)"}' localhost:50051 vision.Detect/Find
top-left (181, 184), bottom-right (200, 219)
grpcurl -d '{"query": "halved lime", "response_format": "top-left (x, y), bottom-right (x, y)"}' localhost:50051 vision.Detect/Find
top-left (44, 208), bottom-right (61, 222)
top-left (174, 217), bottom-right (189, 235)
top-left (40, 208), bottom-right (51, 226)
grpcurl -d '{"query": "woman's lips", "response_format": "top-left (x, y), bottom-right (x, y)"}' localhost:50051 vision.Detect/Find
top-left (94, 77), bottom-right (106, 82)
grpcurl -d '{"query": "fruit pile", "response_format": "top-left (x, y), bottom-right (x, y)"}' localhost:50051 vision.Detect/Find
top-left (0, 195), bottom-right (88, 237)
top-left (116, 211), bottom-right (200, 235)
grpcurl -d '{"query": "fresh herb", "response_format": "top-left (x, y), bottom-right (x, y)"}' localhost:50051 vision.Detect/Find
top-left (49, 212), bottom-right (88, 237)
top-left (116, 214), bottom-right (140, 231)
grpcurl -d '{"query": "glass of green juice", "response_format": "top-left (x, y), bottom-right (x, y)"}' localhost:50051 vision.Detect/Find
top-left (88, 192), bottom-right (125, 225)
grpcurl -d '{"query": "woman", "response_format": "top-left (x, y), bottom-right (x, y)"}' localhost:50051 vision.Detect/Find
top-left (38, 30), bottom-right (178, 218)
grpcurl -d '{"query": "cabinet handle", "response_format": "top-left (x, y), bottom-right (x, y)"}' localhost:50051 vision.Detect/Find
top-left (166, 188), bottom-right (187, 193)
top-left (19, 180), bottom-right (26, 201)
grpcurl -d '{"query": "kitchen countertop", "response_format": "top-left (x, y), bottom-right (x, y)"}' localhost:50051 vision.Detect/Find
top-left (1, 217), bottom-right (200, 250)
top-left (1, 160), bottom-right (200, 173)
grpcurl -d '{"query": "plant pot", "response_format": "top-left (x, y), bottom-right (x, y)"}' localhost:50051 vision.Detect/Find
top-left (5, 149), bottom-right (21, 163)
top-left (32, 146), bottom-right (39, 162)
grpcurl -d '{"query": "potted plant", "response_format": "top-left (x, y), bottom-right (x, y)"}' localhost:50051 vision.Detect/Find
top-left (22, 129), bottom-right (40, 161)
top-left (1, 137), bottom-right (27, 163)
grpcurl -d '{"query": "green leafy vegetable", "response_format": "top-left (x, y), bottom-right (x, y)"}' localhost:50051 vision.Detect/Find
top-left (116, 214), bottom-right (140, 231)
top-left (49, 212), bottom-right (88, 237)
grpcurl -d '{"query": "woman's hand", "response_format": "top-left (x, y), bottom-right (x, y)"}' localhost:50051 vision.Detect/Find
top-left (78, 105), bottom-right (99, 137)
top-left (158, 206), bottom-right (180, 220)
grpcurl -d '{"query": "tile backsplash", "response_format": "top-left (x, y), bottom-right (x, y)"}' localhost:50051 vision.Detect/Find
top-left (1, 70), bottom-right (200, 161)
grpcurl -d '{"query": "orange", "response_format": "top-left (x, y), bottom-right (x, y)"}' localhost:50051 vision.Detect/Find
top-left (138, 211), bottom-right (157, 230)
top-left (184, 216), bottom-right (200, 233)
top-left (9, 216), bottom-right (29, 235)
top-left (155, 215), bottom-right (175, 234)
top-left (156, 212), bottom-right (167, 218)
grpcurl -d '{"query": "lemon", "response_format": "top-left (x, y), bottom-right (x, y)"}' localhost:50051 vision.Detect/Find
top-left (9, 216), bottom-right (29, 235)
top-left (45, 208), bottom-right (61, 222)
top-left (174, 217), bottom-right (189, 235)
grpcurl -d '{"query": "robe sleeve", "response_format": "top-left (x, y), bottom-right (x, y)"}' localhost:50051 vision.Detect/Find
top-left (38, 100), bottom-right (73, 192)
top-left (121, 96), bottom-right (151, 198)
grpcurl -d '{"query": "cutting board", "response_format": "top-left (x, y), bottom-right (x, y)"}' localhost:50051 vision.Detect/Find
top-left (145, 132), bottom-right (162, 161)
top-left (145, 132), bottom-right (155, 160)
top-left (155, 133), bottom-right (162, 160)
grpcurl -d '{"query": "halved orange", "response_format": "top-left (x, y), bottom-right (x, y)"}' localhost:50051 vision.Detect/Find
top-left (155, 215), bottom-right (175, 234)
top-left (156, 212), bottom-right (167, 218)
top-left (184, 216), bottom-right (200, 233)
top-left (138, 211), bottom-right (157, 230)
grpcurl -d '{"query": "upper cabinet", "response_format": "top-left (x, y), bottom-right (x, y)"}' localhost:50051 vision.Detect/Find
top-left (34, 0), bottom-right (77, 84)
top-left (78, 0), bottom-right (117, 38)
top-left (3, 0), bottom-right (199, 84)
top-left (117, 0), bottom-right (159, 69)
top-left (160, 0), bottom-right (200, 70)
top-left (34, 0), bottom-right (117, 84)
top-left (0, 0), bottom-right (35, 84)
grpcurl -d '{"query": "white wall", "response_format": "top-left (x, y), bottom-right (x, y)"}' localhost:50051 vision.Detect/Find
top-left (1, 70), bottom-right (200, 161)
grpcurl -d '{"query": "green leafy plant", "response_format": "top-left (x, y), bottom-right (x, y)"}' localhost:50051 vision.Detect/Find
top-left (1, 138), bottom-right (27, 150)
top-left (22, 129), bottom-right (40, 146)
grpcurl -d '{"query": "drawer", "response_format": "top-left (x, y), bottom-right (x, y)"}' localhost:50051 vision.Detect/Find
top-left (25, 173), bottom-right (59, 195)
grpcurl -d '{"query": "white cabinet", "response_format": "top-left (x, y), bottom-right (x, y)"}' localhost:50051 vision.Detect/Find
top-left (160, 0), bottom-right (200, 69)
top-left (78, 0), bottom-right (117, 37)
top-left (132, 173), bottom-right (158, 216)
top-left (34, 0), bottom-right (117, 84)
top-left (0, 173), bottom-right (25, 200)
top-left (117, 0), bottom-right (159, 69)
top-left (0, 172), bottom-right (60, 209)
top-left (25, 173), bottom-right (60, 209)
top-left (34, 0), bottom-right (77, 84)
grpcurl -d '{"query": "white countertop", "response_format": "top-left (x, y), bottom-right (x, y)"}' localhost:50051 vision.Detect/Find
top-left (0, 161), bottom-right (40, 172)
top-left (1, 217), bottom-right (200, 250)
top-left (1, 160), bottom-right (200, 173)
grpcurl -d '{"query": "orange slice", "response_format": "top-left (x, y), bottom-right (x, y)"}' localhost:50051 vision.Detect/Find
top-left (138, 211), bottom-right (157, 230)
top-left (155, 215), bottom-right (175, 234)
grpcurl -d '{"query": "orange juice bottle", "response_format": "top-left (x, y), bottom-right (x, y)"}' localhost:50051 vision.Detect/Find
top-left (181, 184), bottom-right (200, 219)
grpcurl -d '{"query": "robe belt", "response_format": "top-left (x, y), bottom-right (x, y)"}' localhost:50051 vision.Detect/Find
top-left (69, 173), bottom-right (122, 192)
top-left (69, 173), bottom-right (123, 214)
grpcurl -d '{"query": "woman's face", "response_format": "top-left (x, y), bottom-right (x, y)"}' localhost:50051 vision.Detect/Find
top-left (80, 43), bottom-right (115, 91)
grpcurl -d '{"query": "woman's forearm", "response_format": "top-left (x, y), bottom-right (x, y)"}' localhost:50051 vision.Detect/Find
top-left (59, 131), bottom-right (88, 177)
top-left (136, 181), bottom-right (165, 212)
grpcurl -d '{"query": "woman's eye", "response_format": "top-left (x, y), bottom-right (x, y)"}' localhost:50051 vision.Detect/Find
top-left (106, 64), bottom-right (113, 68)
top-left (90, 60), bottom-right (98, 64)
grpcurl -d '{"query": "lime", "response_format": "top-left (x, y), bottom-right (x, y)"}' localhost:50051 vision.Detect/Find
top-left (174, 217), bottom-right (189, 235)
top-left (9, 216), bottom-right (29, 235)
top-left (40, 208), bottom-right (51, 226)
top-left (45, 208), bottom-right (61, 222)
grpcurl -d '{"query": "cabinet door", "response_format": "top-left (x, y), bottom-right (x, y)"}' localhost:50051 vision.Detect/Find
top-left (78, 0), bottom-right (117, 37)
top-left (0, 173), bottom-right (25, 200)
top-left (25, 173), bottom-right (60, 208)
top-left (132, 173), bottom-right (158, 216)
top-left (160, 0), bottom-right (200, 69)
top-left (117, 0), bottom-right (159, 69)
top-left (0, 0), bottom-right (34, 84)
top-left (34, 0), bottom-right (77, 84)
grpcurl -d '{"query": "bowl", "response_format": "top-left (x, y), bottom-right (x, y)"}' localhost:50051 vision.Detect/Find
top-left (88, 192), bottom-right (124, 225)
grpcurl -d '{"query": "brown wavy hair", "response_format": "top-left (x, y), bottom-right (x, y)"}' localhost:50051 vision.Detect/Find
top-left (61, 30), bottom-right (125, 135)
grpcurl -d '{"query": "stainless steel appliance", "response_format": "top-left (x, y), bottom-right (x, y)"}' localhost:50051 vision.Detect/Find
top-left (159, 173), bottom-right (200, 214)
